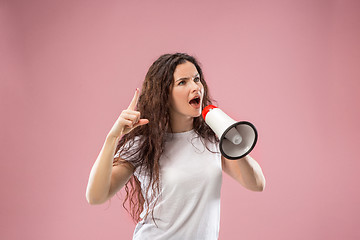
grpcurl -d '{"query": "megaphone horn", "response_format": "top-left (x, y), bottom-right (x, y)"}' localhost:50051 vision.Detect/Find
top-left (202, 105), bottom-right (258, 160)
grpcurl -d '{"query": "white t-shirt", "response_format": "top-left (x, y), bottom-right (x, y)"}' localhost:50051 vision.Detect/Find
top-left (115, 129), bottom-right (222, 240)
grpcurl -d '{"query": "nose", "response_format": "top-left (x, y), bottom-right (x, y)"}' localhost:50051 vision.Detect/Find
top-left (190, 78), bottom-right (201, 92)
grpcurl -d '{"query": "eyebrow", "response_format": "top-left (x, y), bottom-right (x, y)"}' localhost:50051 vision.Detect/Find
top-left (175, 73), bottom-right (200, 82)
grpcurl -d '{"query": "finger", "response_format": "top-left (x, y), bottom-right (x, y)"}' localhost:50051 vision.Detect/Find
top-left (133, 119), bottom-right (149, 128)
top-left (121, 112), bottom-right (139, 122)
top-left (128, 88), bottom-right (140, 110)
top-left (122, 119), bottom-right (134, 128)
top-left (122, 110), bottom-right (140, 119)
top-left (122, 109), bottom-right (140, 115)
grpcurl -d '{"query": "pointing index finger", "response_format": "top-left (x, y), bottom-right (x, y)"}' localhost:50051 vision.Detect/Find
top-left (128, 88), bottom-right (139, 110)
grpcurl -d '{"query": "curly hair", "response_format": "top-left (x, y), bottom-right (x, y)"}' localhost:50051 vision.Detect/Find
top-left (113, 53), bottom-right (218, 223)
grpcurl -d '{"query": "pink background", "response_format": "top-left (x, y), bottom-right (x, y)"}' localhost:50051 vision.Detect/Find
top-left (1, 0), bottom-right (360, 239)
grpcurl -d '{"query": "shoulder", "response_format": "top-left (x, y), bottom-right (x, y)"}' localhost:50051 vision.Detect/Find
top-left (115, 135), bottom-right (144, 168)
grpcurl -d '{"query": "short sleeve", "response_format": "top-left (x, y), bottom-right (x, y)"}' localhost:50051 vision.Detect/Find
top-left (114, 136), bottom-right (142, 168)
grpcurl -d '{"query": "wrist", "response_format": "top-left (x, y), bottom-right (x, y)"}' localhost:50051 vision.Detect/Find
top-left (106, 133), bottom-right (121, 142)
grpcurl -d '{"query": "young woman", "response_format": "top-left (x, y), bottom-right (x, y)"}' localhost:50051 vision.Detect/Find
top-left (86, 53), bottom-right (265, 239)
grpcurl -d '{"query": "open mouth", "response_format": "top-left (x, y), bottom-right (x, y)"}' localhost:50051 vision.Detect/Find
top-left (189, 97), bottom-right (201, 109)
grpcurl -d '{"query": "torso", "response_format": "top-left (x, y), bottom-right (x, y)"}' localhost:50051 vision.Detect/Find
top-left (132, 130), bottom-right (222, 240)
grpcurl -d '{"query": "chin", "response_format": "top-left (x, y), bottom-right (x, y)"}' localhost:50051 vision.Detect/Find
top-left (191, 110), bottom-right (202, 118)
top-left (182, 106), bottom-right (202, 118)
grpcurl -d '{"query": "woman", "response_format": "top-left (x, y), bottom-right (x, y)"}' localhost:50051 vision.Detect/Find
top-left (86, 53), bottom-right (265, 239)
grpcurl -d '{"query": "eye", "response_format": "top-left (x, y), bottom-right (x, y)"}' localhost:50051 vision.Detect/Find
top-left (194, 77), bottom-right (200, 82)
top-left (178, 80), bottom-right (186, 85)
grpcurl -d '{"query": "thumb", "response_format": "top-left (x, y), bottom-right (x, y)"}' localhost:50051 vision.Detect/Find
top-left (133, 119), bottom-right (149, 128)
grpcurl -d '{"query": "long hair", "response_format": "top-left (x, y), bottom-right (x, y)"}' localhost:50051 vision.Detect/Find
top-left (113, 53), bottom-right (218, 223)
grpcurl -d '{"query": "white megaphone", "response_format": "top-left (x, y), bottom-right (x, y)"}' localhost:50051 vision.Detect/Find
top-left (202, 105), bottom-right (258, 160)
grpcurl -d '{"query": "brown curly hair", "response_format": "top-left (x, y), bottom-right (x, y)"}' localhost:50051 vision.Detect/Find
top-left (113, 53), bottom-right (218, 223)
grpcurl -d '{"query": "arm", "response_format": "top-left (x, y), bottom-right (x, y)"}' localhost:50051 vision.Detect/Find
top-left (221, 154), bottom-right (266, 192)
top-left (86, 88), bottom-right (148, 204)
top-left (86, 135), bottom-right (134, 205)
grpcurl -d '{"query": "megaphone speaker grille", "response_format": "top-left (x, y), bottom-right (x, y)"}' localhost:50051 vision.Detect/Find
top-left (219, 121), bottom-right (258, 160)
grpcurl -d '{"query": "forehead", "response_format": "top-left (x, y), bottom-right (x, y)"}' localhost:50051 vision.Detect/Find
top-left (173, 61), bottom-right (198, 80)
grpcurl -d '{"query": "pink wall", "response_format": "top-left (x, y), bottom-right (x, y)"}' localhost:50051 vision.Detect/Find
top-left (1, 0), bottom-right (359, 239)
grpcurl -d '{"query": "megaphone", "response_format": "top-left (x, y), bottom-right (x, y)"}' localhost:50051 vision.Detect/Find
top-left (202, 105), bottom-right (258, 160)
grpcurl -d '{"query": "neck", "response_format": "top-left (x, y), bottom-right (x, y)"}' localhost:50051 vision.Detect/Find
top-left (169, 114), bottom-right (194, 133)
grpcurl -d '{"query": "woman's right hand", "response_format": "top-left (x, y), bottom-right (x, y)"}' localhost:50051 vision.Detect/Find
top-left (108, 88), bottom-right (149, 138)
